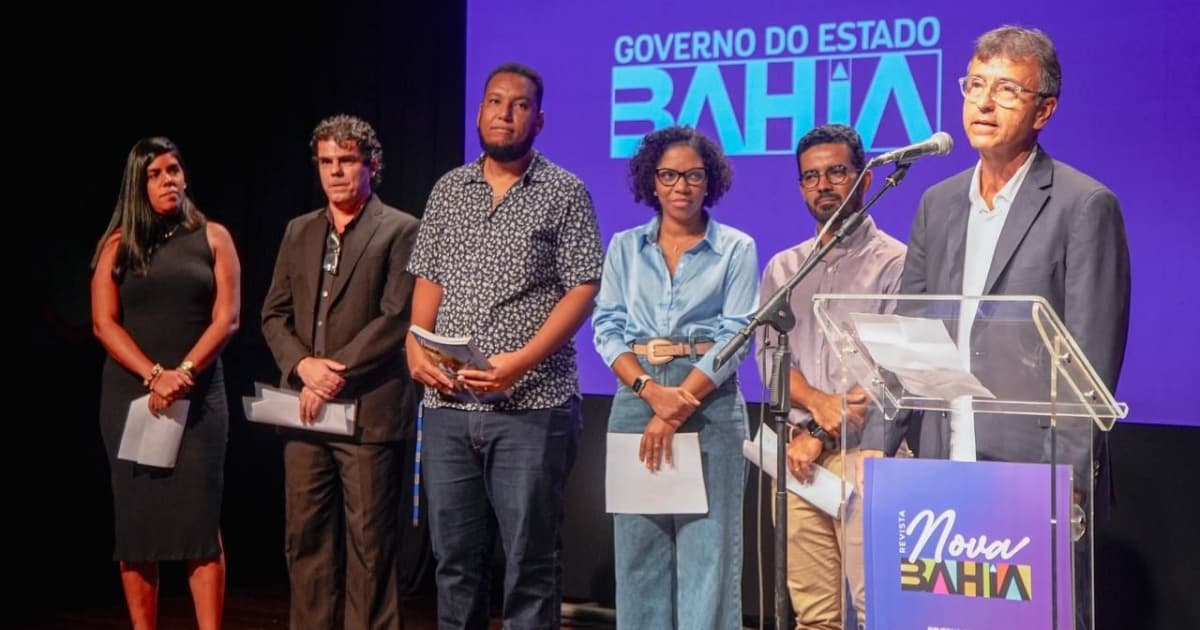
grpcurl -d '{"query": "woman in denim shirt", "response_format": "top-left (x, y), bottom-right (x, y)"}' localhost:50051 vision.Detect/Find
top-left (593, 126), bottom-right (759, 629)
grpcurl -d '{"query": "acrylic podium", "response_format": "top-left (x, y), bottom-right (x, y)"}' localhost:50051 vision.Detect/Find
top-left (811, 294), bottom-right (1127, 630)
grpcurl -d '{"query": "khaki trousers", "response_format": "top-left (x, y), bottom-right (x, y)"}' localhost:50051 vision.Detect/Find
top-left (773, 449), bottom-right (866, 630)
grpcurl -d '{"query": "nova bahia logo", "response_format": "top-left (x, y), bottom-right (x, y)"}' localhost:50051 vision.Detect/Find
top-left (898, 508), bottom-right (1033, 601)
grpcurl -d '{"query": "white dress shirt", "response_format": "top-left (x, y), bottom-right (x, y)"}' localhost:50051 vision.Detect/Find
top-left (950, 147), bottom-right (1039, 460)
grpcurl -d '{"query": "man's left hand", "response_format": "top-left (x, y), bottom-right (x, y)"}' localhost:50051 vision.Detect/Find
top-left (787, 432), bottom-right (825, 484)
top-left (457, 351), bottom-right (531, 396)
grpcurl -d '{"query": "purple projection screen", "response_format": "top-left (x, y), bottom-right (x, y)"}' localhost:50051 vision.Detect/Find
top-left (465, 1), bottom-right (1200, 426)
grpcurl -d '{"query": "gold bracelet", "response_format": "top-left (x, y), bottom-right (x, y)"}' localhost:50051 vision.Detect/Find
top-left (143, 363), bottom-right (164, 389)
top-left (177, 360), bottom-right (195, 378)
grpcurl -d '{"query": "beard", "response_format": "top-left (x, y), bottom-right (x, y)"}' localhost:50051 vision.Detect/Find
top-left (478, 127), bottom-right (536, 163)
top-left (808, 191), bottom-right (861, 226)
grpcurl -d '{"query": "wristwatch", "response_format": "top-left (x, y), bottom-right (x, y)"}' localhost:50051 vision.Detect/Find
top-left (805, 419), bottom-right (830, 441)
top-left (631, 374), bottom-right (654, 397)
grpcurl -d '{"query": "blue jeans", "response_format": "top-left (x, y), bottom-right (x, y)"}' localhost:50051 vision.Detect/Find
top-left (609, 356), bottom-right (748, 630)
top-left (422, 399), bottom-right (581, 630)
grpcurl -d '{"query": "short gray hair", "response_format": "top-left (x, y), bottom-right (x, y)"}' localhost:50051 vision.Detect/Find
top-left (971, 25), bottom-right (1061, 99)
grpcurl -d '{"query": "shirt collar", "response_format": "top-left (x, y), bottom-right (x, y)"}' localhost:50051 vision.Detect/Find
top-left (637, 212), bottom-right (724, 255)
top-left (813, 214), bottom-right (878, 251)
top-left (462, 150), bottom-right (547, 186)
top-left (322, 194), bottom-right (372, 231)
top-left (968, 145), bottom-right (1039, 214)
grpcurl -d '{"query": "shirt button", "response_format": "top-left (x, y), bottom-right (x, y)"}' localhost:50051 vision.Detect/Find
top-left (322, 291), bottom-right (328, 298)
top-left (317, 320), bottom-right (323, 327)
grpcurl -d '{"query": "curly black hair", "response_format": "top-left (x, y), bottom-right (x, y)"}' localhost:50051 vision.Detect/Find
top-left (628, 126), bottom-right (733, 212)
top-left (311, 114), bottom-right (384, 187)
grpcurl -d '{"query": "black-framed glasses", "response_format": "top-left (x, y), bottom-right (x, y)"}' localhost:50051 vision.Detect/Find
top-left (655, 168), bottom-right (707, 187)
top-left (958, 76), bottom-right (1052, 108)
top-left (323, 229), bottom-right (342, 275)
top-left (799, 164), bottom-right (855, 190)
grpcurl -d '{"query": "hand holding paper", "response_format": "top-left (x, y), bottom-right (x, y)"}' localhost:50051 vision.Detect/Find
top-left (606, 432), bottom-right (707, 514)
top-left (639, 416), bottom-right (679, 471)
top-left (243, 383), bottom-right (356, 436)
top-left (118, 394), bottom-right (190, 468)
top-left (742, 424), bottom-right (852, 518)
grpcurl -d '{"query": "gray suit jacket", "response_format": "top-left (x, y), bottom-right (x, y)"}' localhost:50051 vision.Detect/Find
top-left (876, 148), bottom-right (1131, 487)
top-left (261, 195), bottom-right (420, 442)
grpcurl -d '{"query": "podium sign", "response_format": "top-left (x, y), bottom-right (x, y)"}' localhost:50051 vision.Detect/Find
top-left (863, 458), bottom-right (1074, 629)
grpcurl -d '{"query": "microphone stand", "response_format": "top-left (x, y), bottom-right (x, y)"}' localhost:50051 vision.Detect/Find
top-left (714, 162), bottom-right (911, 629)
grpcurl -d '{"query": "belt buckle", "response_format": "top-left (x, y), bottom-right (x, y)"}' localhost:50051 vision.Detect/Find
top-left (644, 338), bottom-right (674, 365)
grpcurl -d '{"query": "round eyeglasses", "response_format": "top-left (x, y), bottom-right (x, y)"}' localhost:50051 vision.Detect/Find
top-left (799, 164), bottom-right (855, 190)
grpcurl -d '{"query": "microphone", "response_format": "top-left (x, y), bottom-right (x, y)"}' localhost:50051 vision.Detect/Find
top-left (867, 131), bottom-right (953, 167)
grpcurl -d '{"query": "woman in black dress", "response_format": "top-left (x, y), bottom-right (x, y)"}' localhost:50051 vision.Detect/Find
top-left (90, 137), bottom-right (240, 629)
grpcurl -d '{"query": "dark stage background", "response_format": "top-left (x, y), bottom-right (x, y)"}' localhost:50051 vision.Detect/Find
top-left (28, 3), bottom-right (1197, 629)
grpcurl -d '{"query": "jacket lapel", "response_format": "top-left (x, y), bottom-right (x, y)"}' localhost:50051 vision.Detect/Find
top-left (984, 149), bottom-right (1054, 294)
top-left (326, 195), bottom-right (383, 306)
top-left (945, 178), bottom-right (970, 294)
top-left (296, 212), bottom-right (327, 313)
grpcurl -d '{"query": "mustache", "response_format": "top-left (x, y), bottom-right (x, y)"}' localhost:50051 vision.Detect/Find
top-left (477, 127), bottom-right (535, 162)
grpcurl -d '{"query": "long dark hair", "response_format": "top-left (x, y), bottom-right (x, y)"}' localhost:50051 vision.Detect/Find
top-left (91, 137), bottom-right (204, 278)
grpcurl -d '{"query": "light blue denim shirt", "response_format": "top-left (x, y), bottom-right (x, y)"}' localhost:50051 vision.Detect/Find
top-left (593, 213), bottom-right (760, 386)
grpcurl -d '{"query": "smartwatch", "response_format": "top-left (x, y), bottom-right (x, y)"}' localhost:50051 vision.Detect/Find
top-left (805, 419), bottom-right (830, 441)
top-left (632, 374), bottom-right (655, 397)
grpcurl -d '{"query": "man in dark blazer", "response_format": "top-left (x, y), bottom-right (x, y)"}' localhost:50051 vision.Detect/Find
top-left (864, 26), bottom-right (1131, 492)
top-left (262, 114), bottom-right (419, 630)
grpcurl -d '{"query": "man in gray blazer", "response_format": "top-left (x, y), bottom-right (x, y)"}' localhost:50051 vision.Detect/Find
top-left (864, 26), bottom-right (1131, 492)
top-left (262, 115), bottom-right (420, 629)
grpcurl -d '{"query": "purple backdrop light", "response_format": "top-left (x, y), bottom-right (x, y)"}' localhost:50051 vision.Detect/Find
top-left (465, 0), bottom-right (1200, 426)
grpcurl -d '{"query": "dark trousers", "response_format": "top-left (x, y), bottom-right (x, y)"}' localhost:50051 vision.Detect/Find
top-left (422, 400), bottom-right (580, 630)
top-left (284, 438), bottom-right (404, 630)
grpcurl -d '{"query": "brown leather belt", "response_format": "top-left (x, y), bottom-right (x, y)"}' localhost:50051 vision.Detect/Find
top-left (631, 338), bottom-right (715, 365)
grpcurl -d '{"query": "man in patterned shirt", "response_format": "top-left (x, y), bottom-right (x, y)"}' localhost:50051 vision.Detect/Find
top-left (405, 62), bottom-right (604, 629)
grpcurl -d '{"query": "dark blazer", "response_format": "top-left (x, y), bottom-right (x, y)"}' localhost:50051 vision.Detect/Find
top-left (883, 148), bottom-right (1131, 486)
top-left (261, 195), bottom-right (420, 442)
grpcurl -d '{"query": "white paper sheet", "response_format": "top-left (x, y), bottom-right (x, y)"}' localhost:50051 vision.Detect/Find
top-left (742, 424), bottom-right (852, 518)
top-left (605, 433), bottom-right (708, 514)
top-left (242, 383), bottom-right (356, 436)
top-left (117, 394), bottom-right (190, 468)
top-left (850, 313), bottom-right (995, 400)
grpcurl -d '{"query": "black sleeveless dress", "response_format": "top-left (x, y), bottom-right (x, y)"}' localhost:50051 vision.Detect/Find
top-left (98, 224), bottom-right (227, 562)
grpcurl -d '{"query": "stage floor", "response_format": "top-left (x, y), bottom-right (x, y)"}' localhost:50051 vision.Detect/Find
top-left (32, 585), bottom-right (620, 629)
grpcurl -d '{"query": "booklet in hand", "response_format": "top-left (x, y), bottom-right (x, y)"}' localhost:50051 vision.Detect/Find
top-left (410, 324), bottom-right (510, 403)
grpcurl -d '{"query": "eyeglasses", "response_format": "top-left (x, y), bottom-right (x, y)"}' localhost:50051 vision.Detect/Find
top-left (958, 76), bottom-right (1052, 109)
top-left (655, 168), bottom-right (707, 187)
top-left (799, 164), bottom-right (855, 190)
top-left (323, 229), bottom-right (341, 275)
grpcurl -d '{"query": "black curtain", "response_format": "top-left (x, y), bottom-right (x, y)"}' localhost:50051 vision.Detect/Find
top-left (29, 0), bottom-right (464, 618)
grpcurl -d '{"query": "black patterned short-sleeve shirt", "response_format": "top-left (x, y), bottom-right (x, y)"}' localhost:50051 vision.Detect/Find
top-left (408, 151), bottom-right (604, 410)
